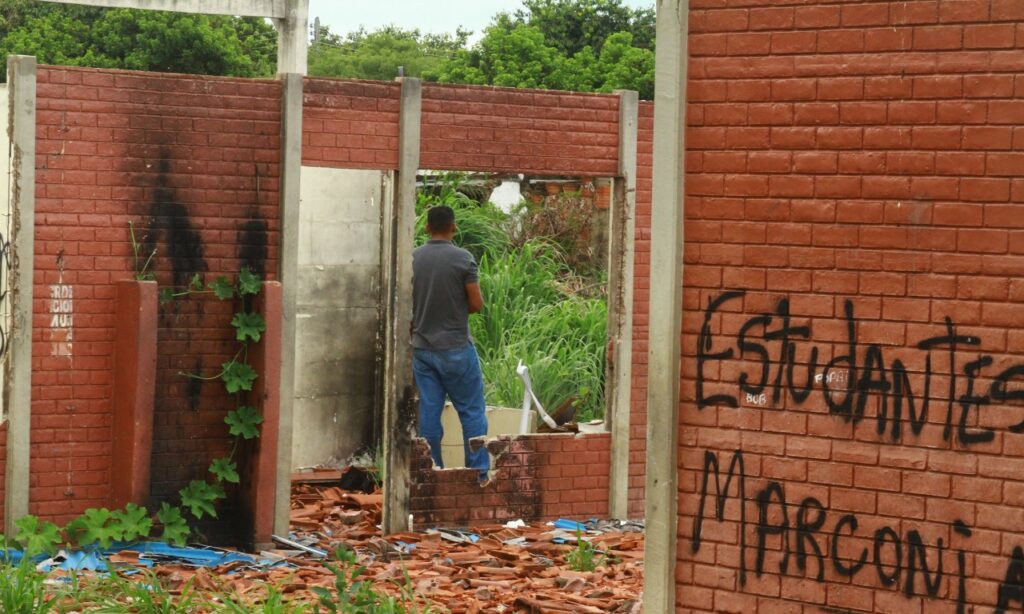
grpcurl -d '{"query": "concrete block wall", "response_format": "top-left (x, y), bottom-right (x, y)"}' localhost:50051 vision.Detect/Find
top-left (675, 1), bottom-right (1024, 611)
top-left (29, 66), bottom-right (281, 523)
top-left (409, 433), bottom-right (611, 527)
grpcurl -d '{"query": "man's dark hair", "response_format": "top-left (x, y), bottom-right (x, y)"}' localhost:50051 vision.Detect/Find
top-left (427, 205), bottom-right (455, 233)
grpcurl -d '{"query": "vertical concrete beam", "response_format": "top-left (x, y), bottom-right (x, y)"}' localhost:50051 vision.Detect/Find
top-left (607, 90), bottom-right (638, 520)
top-left (273, 73), bottom-right (303, 537)
top-left (382, 77), bottom-right (421, 535)
top-left (645, 1), bottom-right (688, 611)
top-left (4, 55), bottom-right (35, 534)
top-left (274, 0), bottom-right (309, 76)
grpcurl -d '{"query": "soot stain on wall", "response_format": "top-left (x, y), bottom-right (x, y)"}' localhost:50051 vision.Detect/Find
top-left (143, 152), bottom-right (208, 288)
top-left (237, 214), bottom-right (268, 277)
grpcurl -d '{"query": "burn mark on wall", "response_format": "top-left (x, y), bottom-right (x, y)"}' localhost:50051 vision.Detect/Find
top-left (237, 216), bottom-right (268, 277)
top-left (142, 152), bottom-right (207, 287)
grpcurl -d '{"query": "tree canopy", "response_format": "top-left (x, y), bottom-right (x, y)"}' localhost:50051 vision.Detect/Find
top-left (307, 25), bottom-right (468, 81)
top-left (0, 1), bottom-right (276, 79)
top-left (0, 0), bottom-right (655, 97)
top-left (434, 0), bottom-right (655, 98)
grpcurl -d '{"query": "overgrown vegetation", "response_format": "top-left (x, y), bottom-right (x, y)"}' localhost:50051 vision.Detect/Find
top-left (416, 175), bottom-right (607, 422)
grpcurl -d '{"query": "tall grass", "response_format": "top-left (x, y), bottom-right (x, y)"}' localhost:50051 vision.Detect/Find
top-left (417, 174), bottom-right (608, 421)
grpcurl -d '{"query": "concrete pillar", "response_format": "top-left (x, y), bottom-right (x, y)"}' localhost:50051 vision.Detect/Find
top-left (273, 73), bottom-right (303, 537)
top-left (273, 0), bottom-right (309, 76)
top-left (4, 55), bottom-right (35, 535)
top-left (644, 1), bottom-right (689, 611)
top-left (382, 77), bottom-right (421, 535)
top-left (607, 90), bottom-right (639, 520)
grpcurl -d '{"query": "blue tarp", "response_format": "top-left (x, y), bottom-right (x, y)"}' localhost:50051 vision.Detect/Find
top-left (3, 541), bottom-right (285, 571)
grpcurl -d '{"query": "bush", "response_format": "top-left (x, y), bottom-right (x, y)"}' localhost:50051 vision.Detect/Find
top-left (417, 174), bottom-right (607, 421)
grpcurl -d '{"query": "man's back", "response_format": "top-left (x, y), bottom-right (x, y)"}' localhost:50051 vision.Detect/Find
top-left (412, 240), bottom-right (478, 351)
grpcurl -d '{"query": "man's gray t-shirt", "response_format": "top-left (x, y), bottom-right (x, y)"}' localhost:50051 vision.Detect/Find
top-left (412, 240), bottom-right (479, 350)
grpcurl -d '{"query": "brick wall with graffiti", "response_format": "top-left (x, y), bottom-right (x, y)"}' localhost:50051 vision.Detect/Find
top-left (676, 0), bottom-right (1024, 611)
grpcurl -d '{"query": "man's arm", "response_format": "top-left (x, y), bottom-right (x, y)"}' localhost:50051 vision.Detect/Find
top-left (465, 282), bottom-right (484, 314)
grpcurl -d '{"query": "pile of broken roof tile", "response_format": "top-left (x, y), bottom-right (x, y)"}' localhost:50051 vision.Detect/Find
top-left (286, 484), bottom-right (644, 613)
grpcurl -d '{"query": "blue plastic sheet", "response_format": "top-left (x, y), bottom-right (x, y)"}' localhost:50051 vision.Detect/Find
top-left (3, 541), bottom-right (286, 571)
top-left (553, 518), bottom-right (587, 532)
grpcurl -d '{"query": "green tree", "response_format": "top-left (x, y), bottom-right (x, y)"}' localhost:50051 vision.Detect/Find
top-left (0, 3), bottom-right (276, 79)
top-left (308, 25), bottom-right (467, 81)
top-left (438, 0), bottom-right (655, 99)
top-left (510, 0), bottom-right (655, 54)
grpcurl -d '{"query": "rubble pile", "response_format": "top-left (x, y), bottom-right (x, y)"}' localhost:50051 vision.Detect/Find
top-left (285, 483), bottom-right (645, 613)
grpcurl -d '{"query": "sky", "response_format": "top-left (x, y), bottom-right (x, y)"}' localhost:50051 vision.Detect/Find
top-left (307, 0), bottom-right (655, 43)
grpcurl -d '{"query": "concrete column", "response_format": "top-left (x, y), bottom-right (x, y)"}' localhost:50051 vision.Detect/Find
top-left (607, 90), bottom-right (639, 520)
top-left (4, 55), bottom-right (35, 534)
top-left (644, 1), bottom-right (688, 612)
top-left (273, 73), bottom-right (303, 537)
top-left (382, 77), bottom-right (421, 535)
top-left (274, 0), bottom-right (309, 76)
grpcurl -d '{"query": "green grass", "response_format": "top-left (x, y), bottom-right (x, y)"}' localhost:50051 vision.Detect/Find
top-left (417, 174), bottom-right (608, 421)
top-left (0, 560), bottom-right (58, 614)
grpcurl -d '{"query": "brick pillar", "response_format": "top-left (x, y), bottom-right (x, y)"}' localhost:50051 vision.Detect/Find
top-left (240, 281), bottom-right (282, 548)
top-left (110, 280), bottom-right (158, 508)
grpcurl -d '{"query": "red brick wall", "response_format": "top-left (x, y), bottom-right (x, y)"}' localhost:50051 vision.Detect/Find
top-left (302, 79), bottom-right (621, 178)
top-left (410, 433), bottom-right (610, 527)
top-left (30, 66), bottom-right (280, 523)
top-left (629, 102), bottom-right (654, 519)
top-left (676, 1), bottom-right (1024, 612)
top-left (301, 78), bottom-right (400, 169)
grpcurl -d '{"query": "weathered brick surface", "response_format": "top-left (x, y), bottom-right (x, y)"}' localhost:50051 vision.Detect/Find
top-left (676, 1), bottom-right (1024, 611)
top-left (28, 66), bottom-right (281, 523)
top-left (409, 433), bottom-right (611, 527)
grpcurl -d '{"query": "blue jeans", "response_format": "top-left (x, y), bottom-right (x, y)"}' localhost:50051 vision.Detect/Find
top-left (413, 344), bottom-right (489, 478)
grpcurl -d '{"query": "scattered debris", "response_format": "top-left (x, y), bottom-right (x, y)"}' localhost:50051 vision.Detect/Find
top-left (285, 483), bottom-right (644, 612)
top-left (5, 483), bottom-right (643, 611)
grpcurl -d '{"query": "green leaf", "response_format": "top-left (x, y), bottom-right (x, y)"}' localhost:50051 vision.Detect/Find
top-left (209, 276), bottom-right (235, 300)
top-left (156, 503), bottom-right (190, 547)
top-left (221, 361), bottom-right (257, 394)
top-left (225, 406), bottom-right (264, 440)
top-left (231, 312), bottom-right (266, 343)
top-left (70, 508), bottom-right (121, 548)
top-left (14, 515), bottom-right (62, 556)
top-left (158, 288), bottom-right (175, 305)
top-left (209, 457), bottom-right (240, 484)
top-left (238, 269), bottom-right (262, 296)
top-left (189, 273), bottom-right (204, 292)
top-left (112, 503), bottom-right (152, 542)
top-left (179, 480), bottom-right (224, 520)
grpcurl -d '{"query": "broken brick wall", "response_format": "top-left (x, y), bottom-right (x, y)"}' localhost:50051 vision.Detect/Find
top-left (675, 1), bottom-right (1024, 612)
top-left (409, 433), bottom-right (611, 527)
top-left (303, 78), bottom-right (649, 518)
top-left (28, 66), bottom-right (281, 524)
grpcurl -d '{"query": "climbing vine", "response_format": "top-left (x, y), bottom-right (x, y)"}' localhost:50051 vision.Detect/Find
top-left (2, 252), bottom-right (268, 556)
top-left (166, 269), bottom-right (266, 529)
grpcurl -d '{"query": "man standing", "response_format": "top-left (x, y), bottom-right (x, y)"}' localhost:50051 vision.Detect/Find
top-left (412, 205), bottom-right (489, 480)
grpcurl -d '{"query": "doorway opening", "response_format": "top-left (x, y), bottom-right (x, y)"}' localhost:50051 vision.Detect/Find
top-left (413, 171), bottom-right (625, 468)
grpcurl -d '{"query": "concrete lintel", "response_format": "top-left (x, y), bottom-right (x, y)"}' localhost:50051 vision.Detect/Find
top-left (273, 72), bottom-right (303, 537)
top-left (39, 0), bottom-right (287, 18)
top-left (644, 1), bottom-right (688, 612)
top-left (607, 90), bottom-right (639, 521)
top-left (273, 0), bottom-right (309, 76)
top-left (382, 77), bottom-right (421, 535)
top-left (4, 55), bottom-right (36, 535)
